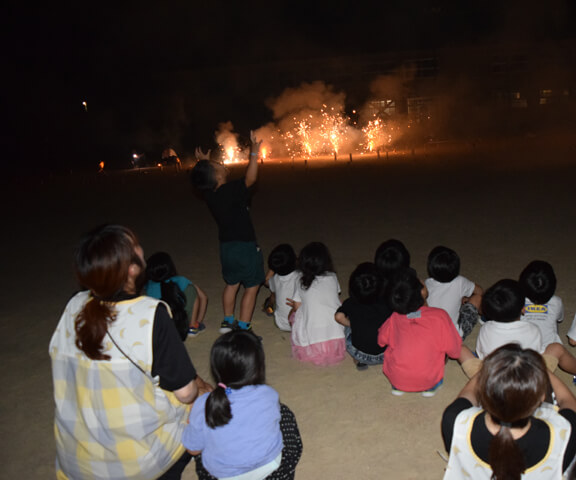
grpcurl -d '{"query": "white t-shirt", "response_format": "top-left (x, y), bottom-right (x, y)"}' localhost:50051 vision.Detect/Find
top-left (476, 320), bottom-right (543, 359)
top-left (425, 275), bottom-right (476, 335)
top-left (269, 271), bottom-right (300, 332)
top-left (520, 295), bottom-right (564, 347)
top-left (291, 272), bottom-right (343, 347)
top-left (567, 314), bottom-right (576, 343)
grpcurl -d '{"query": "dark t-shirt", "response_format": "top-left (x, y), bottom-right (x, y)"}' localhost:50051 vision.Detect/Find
top-left (337, 298), bottom-right (392, 355)
top-left (442, 398), bottom-right (576, 472)
top-left (203, 178), bottom-right (256, 242)
top-left (152, 303), bottom-right (197, 391)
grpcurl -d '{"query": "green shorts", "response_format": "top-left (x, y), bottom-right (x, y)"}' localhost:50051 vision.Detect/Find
top-left (220, 241), bottom-right (265, 288)
top-left (183, 283), bottom-right (198, 319)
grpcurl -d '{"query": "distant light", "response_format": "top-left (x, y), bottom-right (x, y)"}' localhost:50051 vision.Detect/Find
top-left (82, 101), bottom-right (88, 112)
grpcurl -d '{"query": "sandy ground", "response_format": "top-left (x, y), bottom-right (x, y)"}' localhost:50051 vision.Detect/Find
top-left (2, 134), bottom-right (576, 479)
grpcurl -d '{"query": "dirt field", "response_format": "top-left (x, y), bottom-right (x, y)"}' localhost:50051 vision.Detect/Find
top-left (2, 134), bottom-right (576, 479)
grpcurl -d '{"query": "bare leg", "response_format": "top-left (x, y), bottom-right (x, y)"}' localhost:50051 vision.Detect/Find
top-left (223, 283), bottom-right (240, 318)
top-left (238, 285), bottom-right (260, 324)
top-left (190, 286), bottom-right (208, 327)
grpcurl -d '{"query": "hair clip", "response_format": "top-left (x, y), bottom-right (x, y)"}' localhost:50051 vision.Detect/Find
top-left (218, 382), bottom-right (232, 395)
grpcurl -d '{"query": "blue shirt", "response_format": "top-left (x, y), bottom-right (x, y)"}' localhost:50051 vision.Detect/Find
top-left (182, 385), bottom-right (283, 478)
top-left (145, 276), bottom-right (191, 299)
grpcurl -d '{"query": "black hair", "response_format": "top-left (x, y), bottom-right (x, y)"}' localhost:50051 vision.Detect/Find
top-left (268, 244), bottom-right (297, 276)
top-left (482, 279), bottom-right (525, 323)
top-left (427, 245), bottom-right (460, 283)
top-left (387, 268), bottom-right (425, 315)
top-left (374, 239), bottom-right (411, 280)
top-left (298, 242), bottom-right (334, 290)
top-left (146, 251), bottom-right (177, 282)
top-left (349, 262), bottom-right (384, 305)
top-left (519, 260), bottom-right (556, 305)
top-left (190, 160), bottom-right (217, 191)
top-left (205, 330), bottom-right (266, 428)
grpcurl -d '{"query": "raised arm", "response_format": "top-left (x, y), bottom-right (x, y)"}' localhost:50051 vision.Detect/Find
top-left (245, 130), bottom-right (262, 187)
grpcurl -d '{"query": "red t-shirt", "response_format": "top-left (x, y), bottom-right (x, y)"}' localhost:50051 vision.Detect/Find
top-left (377, 306), bottom-right (461, 391)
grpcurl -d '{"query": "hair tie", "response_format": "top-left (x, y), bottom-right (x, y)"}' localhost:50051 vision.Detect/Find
top-left (218, 382), bottom-right (232, 395)
top-left (500, 421), bottom-right (512, 428)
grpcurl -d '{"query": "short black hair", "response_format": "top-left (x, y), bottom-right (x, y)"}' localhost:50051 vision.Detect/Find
top-left (427, 246), bottom-right (460, 283)
top-left (374, 239), bottom-right (410, 279)
top-left (482, 279), bottom-right (525, 323)
top-left (190, 160), bottom-right (217, 191)
top-left (268, 244), bottom-right (297, 276)
top-left (519, 260), bottom-right (556, 305)
top-left (388, 267), bottom-right (424, 315)
top-left (349, 262), bottom-right (383, 304)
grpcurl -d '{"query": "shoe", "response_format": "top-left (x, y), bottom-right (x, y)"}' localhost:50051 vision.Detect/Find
top-left (188, 323), bottom-right (206, 337)
top-left (422, 379), bottom-right (444, 397)
top-left (391, 387), bottom-right (405, 396)
top-left (235, 321), bottom-right (252, 331)
top-left (219, 319), bottom-right (235, 334)
top-left (262, 297), bottom-right (275, 317)
top-left (356, 362), bottom-right (369, 371)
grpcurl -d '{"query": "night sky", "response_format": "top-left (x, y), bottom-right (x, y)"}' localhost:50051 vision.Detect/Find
top-left (4, 1), bottom-right (576, 173)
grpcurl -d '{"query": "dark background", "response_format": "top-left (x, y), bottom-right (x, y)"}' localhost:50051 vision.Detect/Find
top-left (4, 1), bottom-right (576, 174)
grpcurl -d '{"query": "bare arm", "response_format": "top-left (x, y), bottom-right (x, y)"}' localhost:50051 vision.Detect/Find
top-left (335, 311), bottom-right (350, 327)
top-left (173, 375), bottom-right (213, 404)
top-left (245, 131), bottom-right (262, 187)
top-left (456, 374), bottom-right (480, 406)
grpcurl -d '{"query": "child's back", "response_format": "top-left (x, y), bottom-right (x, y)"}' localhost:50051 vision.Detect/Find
top-left (378, 268), bottom-right (461, 393)
top-left (336, 262), bottom-right (391, 368)
top-left (476, 279), bottom-right (543, 359)
top-left (519, 260), bottom-right (564, 348)
top-left (290, 242), bottom-right (345, 366)
top-left (424, 246), bottom-right (482, 338)
top-left (269, 270), bottom-right (300, 331)
top-left (267, 244), bottom-right (299, 332)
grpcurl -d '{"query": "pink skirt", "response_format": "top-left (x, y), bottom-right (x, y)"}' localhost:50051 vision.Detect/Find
top-left (291, 338), bottom-right (346, 366)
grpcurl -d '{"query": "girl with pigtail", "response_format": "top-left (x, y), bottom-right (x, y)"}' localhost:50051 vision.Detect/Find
top-left (183, 330), bottom-right (302, 480)
top-left (442, 344), bottom-right (576, 480)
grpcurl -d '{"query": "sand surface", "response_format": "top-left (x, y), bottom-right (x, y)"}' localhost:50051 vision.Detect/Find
top-left (2, 134), bottom-right (576, 479)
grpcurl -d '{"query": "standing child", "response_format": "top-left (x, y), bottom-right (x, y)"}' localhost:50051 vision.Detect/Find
top-left (378, 268), bottom-right (462, 396)
top-left (335, 262), bottom-right (392, 371)
top-left (519, 260), bottom-right (564, 347)
top-left (183, 330), bottom-right (303, 480)
top-left (288, 242), bottom-right (346, 366)
top-left (265, 244), bottom-right (300, 332)
top-left (190, 132), bottom-right (264, 333)
top-left (145, 251), bottom-right (208, 338)
top-left (425, 246), bottom-right (483, 339)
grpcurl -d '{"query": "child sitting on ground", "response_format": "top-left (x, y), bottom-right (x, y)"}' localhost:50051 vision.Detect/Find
top-left (476, 279), bottom-right (576, 375)
top-left (377, 267), bottom-right (462, 396)
top-left (425, 246), bottom-right (483, 339)
top-left (335, 262), bottom-right (392, 371)
top-left (374, 238), bottom-right (411, 292)
top-left (145, 251), bottom-right (208, 338)
top-left (288, 242), bottom-right (346, 366)
top-left (190, 132), bottom-right (264, 333)
top-left (183, 330), bottom-right (303, 480)
top-left (519, 260), bottom-right (564, 348)
top-left (263, 244), bottom-right (299, 332)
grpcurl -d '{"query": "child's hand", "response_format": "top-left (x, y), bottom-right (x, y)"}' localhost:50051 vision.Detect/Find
top-left (195, 147), bottom-right (211, 160)
top-left (286, 298), bottom-right (301, 311)
top-left (250, 130), bottom-right (263, 151)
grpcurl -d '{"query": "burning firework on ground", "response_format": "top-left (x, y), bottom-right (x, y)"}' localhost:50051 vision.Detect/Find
top-left (211, 81), bottom-right (410, 164)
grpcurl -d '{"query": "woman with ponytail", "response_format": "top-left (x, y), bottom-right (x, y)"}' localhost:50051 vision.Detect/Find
top-left (442, 344), bottom-right (576, 479)
top-left (50, 225), bottom-right (209, 480)
top-left (183, 330), bottom-right (303, 480)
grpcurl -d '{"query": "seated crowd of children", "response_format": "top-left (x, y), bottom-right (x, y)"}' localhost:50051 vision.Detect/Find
top-left (146, 238), bottom-right (576, 479)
